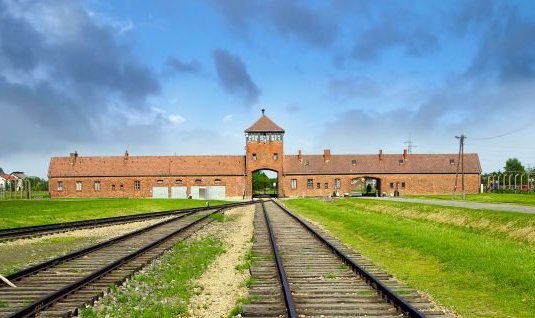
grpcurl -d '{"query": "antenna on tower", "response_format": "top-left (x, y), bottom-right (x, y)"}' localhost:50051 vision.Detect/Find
top-left (404, 134), bottom-right (417, 154)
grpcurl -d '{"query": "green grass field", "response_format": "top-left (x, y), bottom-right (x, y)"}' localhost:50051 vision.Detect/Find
top-left (410, 192), bottom-right (535, 206)
top-left (284, 198), bottom-right (535, 318)
top-left (0, 199), bottom-right (228, 229)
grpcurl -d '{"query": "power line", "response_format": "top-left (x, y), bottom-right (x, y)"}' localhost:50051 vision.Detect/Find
top-left (470, 121), bottom-right (533, 140)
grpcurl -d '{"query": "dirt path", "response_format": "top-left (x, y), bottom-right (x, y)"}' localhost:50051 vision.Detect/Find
top-left (188, 205), bottom-right (255, 318)
top-left (362, 197), bottom-right (535, 214)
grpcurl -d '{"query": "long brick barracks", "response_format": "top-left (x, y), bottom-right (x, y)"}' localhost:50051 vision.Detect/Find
top-left (48, 112), bottom-right (481, 199)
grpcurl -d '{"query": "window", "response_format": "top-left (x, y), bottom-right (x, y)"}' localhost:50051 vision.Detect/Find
top-left (401, 182), bottom-right (406, 189)
top-left (351, 159), bottom-right (357, 165)
top-left (157, 179), bottom-right (164, 184)
top-left (273, 153), bottom-right (278, 160)
top-left (112, 184), bottom-right (116, 191)
top-left (334, 178), bottom-right (341, 189)
top-left (252, 153), bottom-right (257, 160)
top-left (399, 159), bottom-right (404, 165)
top-left (57, 181), bottom-right (63, 191)
top-left (324, 183), bottom-right (329, 189)
top-left (390, 182), bottom-right (394, 189)
top-left (175, 179), bottom-right (183, 184)
top-left (316, 182), bottom-right (320, 189)
top-left (214, 179), bottom-right (221, 185)
top-left (195, 179), bottom-right (202, 184)
top-left (307, 179), bottom-right (313, 189)
top-left (449, 159), bottom-right (455, 165)
top-left (76, 181), bottom-right (82, 191)
top-left (304, 160), bottom-right (310, 166)
top-left (134, 180), bottom-right (140, 191)
top-left (94, 181), bottom-right (101, 191)
top-left (120, 184), bottom-right (124, 191)
top-left (291, 179), bottom-right (297, 189)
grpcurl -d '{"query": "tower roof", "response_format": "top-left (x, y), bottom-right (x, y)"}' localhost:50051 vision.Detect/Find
top-left (245, 111), bottom-right (285, 133)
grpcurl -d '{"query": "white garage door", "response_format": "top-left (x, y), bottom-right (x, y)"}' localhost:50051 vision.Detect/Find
top-left (206, 186), bottom-right (226, 199)
top-left (152, 187), bottom-right (168, 199)
top-left (171, 186), bottom-right (187, 199)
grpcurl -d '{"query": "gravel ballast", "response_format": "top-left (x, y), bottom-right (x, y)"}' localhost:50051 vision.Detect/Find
top-left (188, 205), bottom-right (255, 317)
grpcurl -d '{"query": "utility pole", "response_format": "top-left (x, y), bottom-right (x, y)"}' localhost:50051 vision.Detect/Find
top-left (453, 134), bottom-right (466, 200)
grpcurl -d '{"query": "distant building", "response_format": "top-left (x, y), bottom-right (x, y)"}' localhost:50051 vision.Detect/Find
top-left (48, 112), bottom-right (481, 199)
top-left (0, 174), bottom-right (18, 191)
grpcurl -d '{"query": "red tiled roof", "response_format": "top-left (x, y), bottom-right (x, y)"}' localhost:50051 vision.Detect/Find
top-left (244, 115), bottom-right (285, 133)
top-left (284, 153), bottom-right (481, 174)
top-left (0, 174), bottom-right (17, 180)
top-left (48, 155), bottom-right (246, 177)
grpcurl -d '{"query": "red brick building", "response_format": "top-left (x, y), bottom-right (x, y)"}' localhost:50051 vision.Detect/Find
top-left (48, 112), bottom-right (481, 199)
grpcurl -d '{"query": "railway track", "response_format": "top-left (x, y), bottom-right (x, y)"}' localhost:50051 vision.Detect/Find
top-left (0, 201), bottom-right (247, 241)
top-left (243, 200), bottom-right (448, 317)
top-left (0, 202), bottom-right (252, 317)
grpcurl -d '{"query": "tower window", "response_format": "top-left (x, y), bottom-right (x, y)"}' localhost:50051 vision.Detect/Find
top-left (214, 179), bottom-right (221, 185)
top-left (157, 179), bottom-right (164, 184)
top-left (450, 159), bottom-right (455, 165)
top-left (352, 159), bottom-right (357, 165)
top-left (176, 179), bottom-right (183, 184)
top-left (273, 153), bottom-right (278, 160)
top-left (195, 179), bottom-right (202, 184)
top-left (252, 153), bottom-right (257, 160)
top-left (304, 160), bottom-right (310, 166)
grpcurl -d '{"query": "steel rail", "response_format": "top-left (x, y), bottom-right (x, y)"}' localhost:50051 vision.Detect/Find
top-left (260, 200), bottom-right (298, 318)
top-left (5, 210), bottom-right (196, 281)
top-left (8, 204), bottom-right (239, 317)
top-left (271, 199), bottom-right (426, 318)
top-left (0, 201), bottom-right (248, 240)
top-left (6, 201), bottom-right (252, 282)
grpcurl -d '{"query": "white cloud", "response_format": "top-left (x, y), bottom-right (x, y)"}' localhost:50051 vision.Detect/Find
top-left (223, 114), bottom-right (234, 122)
top-left (168, 114), bottom-right (186, 125)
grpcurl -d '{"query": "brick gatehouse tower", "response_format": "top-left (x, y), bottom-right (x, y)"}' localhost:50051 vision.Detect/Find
top-left (244, 109), bottom-right (285, 197)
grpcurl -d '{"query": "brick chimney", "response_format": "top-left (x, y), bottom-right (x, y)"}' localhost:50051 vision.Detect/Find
top-left (298, 150), bottom-right (302, 162)
top-left (379, 149), bottom-right (384, 161)
top-left (403, 149), bottom-right (408, 161)
top-left (323, 149), bottom-right (331, 162)
top-left (70, 151), bottom-right (78, 165)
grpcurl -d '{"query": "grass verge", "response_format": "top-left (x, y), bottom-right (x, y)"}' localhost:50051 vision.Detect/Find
top-left (0, 199), bottom-right (228, 229)
top-left (81, 237), bottom-right (224, 318)
top-left (410, 192), bottom-right (535, 206)
top-left (284, 198), bottom-right (535, 318)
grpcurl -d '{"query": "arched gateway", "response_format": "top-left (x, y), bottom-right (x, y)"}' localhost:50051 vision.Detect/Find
top-left (245, 109), bottom-right (284, 197)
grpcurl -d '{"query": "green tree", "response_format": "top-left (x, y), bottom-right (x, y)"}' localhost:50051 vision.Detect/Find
top-left (252, 171), bottom-right (270, 192)
top-left (504, 158), bottom-right (525, 173)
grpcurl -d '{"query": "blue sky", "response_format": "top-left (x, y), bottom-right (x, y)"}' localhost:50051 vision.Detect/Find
top-left (1, 0), bottom-right (534, 178)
